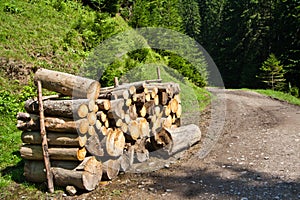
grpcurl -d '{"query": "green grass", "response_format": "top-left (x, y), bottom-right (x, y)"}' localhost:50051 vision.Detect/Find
top-left (0, 0), bottom-right (91, 80)
top-left (241, 89), bottom-right (300, 106)
top-left (0, 116), bottom-right (23, 188)
top-left (254, 89), bottom-right (300, 106)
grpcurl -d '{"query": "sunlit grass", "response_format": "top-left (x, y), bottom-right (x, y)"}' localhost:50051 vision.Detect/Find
top-left (241, 89), bottom-right (300, 106)
top-left (254, 89), bottom-right (300, 106)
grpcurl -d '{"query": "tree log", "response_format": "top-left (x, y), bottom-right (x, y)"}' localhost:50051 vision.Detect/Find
top-left (162, 115), bottom-right (173, 129)
top-left (162, 124), bottom-right (201, 155)
top-left (101, 159), bottom-right (120, 180)
top-left (145, 82), bottom-right (180, 97)
top-left (128, 104), bottom-right (138, 120)
top-left (97, 111), bottom-right (107, 123)
top-left (88, 125), bottom-right (96, 136)
top-left (17, 113), bottom-right (77, 133)
top-left (176, 104), bottom-right (182, 118)
top-left (137, 118), bottom-right (150, 138)
top-left (87, 112), bottom-right (97, 126)
top-left (132, 93), bottom-right (145, 103)
top-left (107, 99), bottom-right (125, 120)
top-left (20, 145), bottom-right (86, 161)
top-left (78, 133), bottom-right (87, 147)
top-left (24, 160), bottom-right (80, 183)
top-left (105, 128), bottom-right (125, 157)
top-left (96, 99), bottom-right (111, 111)
top-left (25, 99), bottom-right (95, 118)
top-left (21, 131), bottom-right (81, 147)
top-left (86, 134), bottom-right (104, 157)
top-left (52, 156), bottom-right (102, 191)
top-left (118, 145), bottom-right (134, 172)
top-left (159, 92), bottom-right (169, 105)
top-left (134, 138), bottom-right (149, 163)
top-left (77, 118), bottom-right (89, 134)
top-left (34, 68), bottom-right (101, 100)
top-left (128, 120), bottom-right (140, 141)
top-left (34, 68), bottom-right (100, 100)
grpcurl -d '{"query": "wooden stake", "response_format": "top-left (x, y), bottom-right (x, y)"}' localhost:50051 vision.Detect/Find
top-left (37, 81), bottom-right (54, 193)
top-left (114, 77), bottom-right (119, 87)
top-left (157, 67), bottom-right (161, 80)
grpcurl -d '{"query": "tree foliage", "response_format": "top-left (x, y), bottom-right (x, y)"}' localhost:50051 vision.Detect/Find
top-left (257, 53), bottom-right (286, 90)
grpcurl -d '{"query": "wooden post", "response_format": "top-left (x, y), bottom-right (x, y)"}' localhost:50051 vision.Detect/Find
top-left (156, 67), bottom-right (161, 80)
top-left (37, 81), bottom-right (54, 193)
top-left (114, 77), bottom-right (119, 87)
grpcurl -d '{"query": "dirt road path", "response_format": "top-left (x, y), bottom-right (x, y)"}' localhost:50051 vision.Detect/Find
top-left (79, 89), bottom-right (300, 200)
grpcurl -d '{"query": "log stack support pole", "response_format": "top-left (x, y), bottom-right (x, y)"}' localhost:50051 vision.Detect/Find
top-left (37, 81), bottom-right (54, 193)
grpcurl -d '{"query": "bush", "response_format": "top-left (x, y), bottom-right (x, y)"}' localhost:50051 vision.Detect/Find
top-left (289, 84), bottom-right (299, 98)
top-left (0, 90), bottom-right (22, 116)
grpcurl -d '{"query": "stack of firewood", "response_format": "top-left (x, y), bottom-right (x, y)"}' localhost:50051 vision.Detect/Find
top-left (17, 68), bottom-right (201, 193)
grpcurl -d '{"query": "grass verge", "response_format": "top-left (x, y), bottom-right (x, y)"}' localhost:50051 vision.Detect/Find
top-left (246, 89), bottom-right (300, 106)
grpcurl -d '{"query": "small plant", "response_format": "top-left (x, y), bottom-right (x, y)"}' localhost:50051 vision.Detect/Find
top-left (0, 90), bottom-right (22, 116)
top-left (3, 3), bottom-right (22, 14)
top-left (257, 53), bottom-right (286, 91)
top-left (288, 83), bottom-right (299, 98)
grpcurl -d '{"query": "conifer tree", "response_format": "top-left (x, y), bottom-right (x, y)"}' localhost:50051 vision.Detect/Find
top-left (257, 53), bottom-right (286, 90)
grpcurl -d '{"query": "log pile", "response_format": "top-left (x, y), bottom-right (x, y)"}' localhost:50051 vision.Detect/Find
top-left (17, 68), bottom-right (201, 194)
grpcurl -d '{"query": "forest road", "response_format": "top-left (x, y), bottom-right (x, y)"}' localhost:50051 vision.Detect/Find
top-left (80, 89), bottom-right (300, 200)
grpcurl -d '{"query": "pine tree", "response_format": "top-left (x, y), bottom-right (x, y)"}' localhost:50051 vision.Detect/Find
top-left (257, 53), bottom-right (286, 90)
top-left (179, 0), bottom-right (201, 39)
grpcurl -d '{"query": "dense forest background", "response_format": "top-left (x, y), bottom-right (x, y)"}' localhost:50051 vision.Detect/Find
top-left (0, 0), bottom-right (299, 96)
top-left (122, 0), bottom-right (299, 94)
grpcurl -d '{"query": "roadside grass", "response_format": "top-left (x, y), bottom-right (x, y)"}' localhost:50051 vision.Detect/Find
top-left (244, 89), bottom-right (300, 106)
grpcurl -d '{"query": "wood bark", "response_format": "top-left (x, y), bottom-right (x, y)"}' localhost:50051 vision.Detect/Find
top-left (52, 156), bottom-right (102, 191)
top-left (34, 68), bottom-right (101, 100)
top-left (25, 98), bottom-right (94, 118)
top-left (162, 124), bottom-right (201, 155)
top-left (24, 160), bottom-right (80, 183)
top-left (118, 145), bottom-right (134, 172)
top-left (20, 145), bottom-right (86, 161)
top-left (17, 113), bottom-right (77, 133)
top-left (37, 80), bottom-right (54, 193)
top-left (21, 131), bottom-right (81, 147)
top-left (134, 138), bottom-right (150, 163)
top-left (107, 99), bottom-right (125, 120)
top-left (100, 80), bottom-right (161, 95)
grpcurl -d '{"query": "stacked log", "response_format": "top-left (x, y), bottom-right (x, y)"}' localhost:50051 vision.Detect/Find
top-left (92, 80), bottom-right (184, 171)
top-left (17, 68), bottom-right (201, 193)
top-left (18, 68), bottom-right (102, 192)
